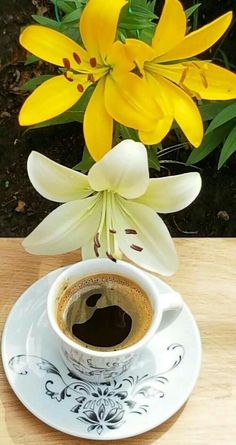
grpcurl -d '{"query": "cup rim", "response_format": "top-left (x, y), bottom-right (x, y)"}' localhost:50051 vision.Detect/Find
top-left (47, 259), bottom-right (162, 358)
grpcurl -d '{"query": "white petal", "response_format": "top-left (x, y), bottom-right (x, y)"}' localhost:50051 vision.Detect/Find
top-left (28, 151), bottom-right (92, 203)
top-left (22, 195), bottom-right (102, 255)
top-left (135, 172), bottom-right (202, 213)
top-left (87, 139), bottom-right (149, 199)
top-left (113, 197), bottom-right (178, 275)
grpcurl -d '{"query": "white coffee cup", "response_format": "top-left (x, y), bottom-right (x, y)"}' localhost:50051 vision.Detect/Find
top-left (47, 259), bottom-right (183, 383)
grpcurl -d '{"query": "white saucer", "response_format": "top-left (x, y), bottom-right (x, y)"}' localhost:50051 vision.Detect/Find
top-left (1, 267), bottom-right (201, 440)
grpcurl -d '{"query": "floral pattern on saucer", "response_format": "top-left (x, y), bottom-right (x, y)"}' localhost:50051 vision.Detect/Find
top-left (9, 343), bottom-right (184, 435)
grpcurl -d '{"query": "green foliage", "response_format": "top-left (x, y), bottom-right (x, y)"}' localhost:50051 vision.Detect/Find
top-left (118, 124), bottom-right (139, 142)
top-left (187, 101), bottom-right (236, 169)
top-left (218, 125), bottom-right (236, 169)
top-left (147, 147), bottom-right (160, 171)
top-left (24, 54), bottom-right (40, 65)
top-left (51, 0), bottom-right (75, 15)
top-left (118, 0), bottom-right (157, 41)
top-left (205, 102), bottom-right (236, 134)
top-left (31, 15), bottom-right (61, 29)
top-left (186, 120), bottom-right (236, 166)
top-left (73, 145), bottom-right (95, 173)
top-left (185, 3), bottom-right (201, 19)
top-left (61, 7), bottom-right (83, 23)
top-left (198, 102), bottom-right (231, 122)
top-left (20, 75), bottom-right (54, 92)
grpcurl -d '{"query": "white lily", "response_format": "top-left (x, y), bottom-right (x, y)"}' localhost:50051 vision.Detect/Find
top-left (23, 140), bottom-right (201, 275)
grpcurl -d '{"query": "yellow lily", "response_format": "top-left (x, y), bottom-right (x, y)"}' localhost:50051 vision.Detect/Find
top-left (19, 0), bottom-right (160, 160)
top-left (125, 0), bottom-right (236, 147)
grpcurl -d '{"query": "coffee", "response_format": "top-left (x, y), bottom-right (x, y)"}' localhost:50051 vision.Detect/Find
top-left (56, 273), bottom-right (153, 351)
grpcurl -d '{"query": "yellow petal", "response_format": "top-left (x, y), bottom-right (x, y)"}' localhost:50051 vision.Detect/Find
top-left (152, 0), bottom-right (186, 57)
top-left (145, 72), bottom-right (173, 115)
top-left (19, 25), bottom-right (88, 70)
top-left (156, 61), bottom-right (236, 100)
top-left (181, 61), bottom-right (236, 100)
top-left (104, 72), bottom-right (160, 131)
top-left (148, 62), bottom-right (184, 84)
top-left (158, 11), bottom-right (232, 62)
top-left (139, 117), bottom-right (173, 145)
top-left (80, 0), bottom-right (127, 62)
top-left (124, 38), bottom-right (156, 74)
top-left (19, 75), bottom-right (88, 126)
top-left (84, 77), bottom-right (113, 161)
top-left (106, 40), bottom-right (135, 76)
top-left (157, 76), bottom-right (203, 147)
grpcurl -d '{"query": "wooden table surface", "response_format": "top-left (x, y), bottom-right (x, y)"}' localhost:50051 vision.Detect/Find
top-left (0, 238), bottom-right (235, 444)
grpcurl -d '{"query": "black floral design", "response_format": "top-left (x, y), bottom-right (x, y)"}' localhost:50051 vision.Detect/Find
top-left (9, 343), bottom-right (184, 435)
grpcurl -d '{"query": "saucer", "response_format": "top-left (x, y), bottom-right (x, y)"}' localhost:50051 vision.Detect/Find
top-left (2, 267), bottom-right (201, 440)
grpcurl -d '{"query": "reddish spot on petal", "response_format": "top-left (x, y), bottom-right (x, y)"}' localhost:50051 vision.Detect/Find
top-left (73, 52), bottom-right (81, 64)
top-left (87, 73), bottom-right (95, 83)
top-left (89, 57), bottom-right (97, 68)
top-left (62, 58), bottom-right (70, 69)
top-left (77, 83), bottom-right (84, 92)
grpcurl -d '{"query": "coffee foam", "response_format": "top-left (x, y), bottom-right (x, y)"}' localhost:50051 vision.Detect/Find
top-left (56, 273), bottom-right (153, 351)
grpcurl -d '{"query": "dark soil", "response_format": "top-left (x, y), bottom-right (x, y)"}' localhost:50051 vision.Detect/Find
top-left (0, 0), bottom-right (236, 238)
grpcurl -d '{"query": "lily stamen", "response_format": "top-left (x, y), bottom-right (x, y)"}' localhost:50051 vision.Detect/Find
top-left (87, 73), bottom-right (95, 83)
top-left (62, 58), bottom-right (71, 69)
top-left (109, 229), bottom-right (116, 234)
top-left (94, 241), bottom-right (99, 257)
top-left (130, 244), bottom-right (143, 252)
top-left (64, 72), bottom-right (73, 82)
top-left (125, 229), bottom-right (137, 234)
top-left (73, 52), bottom-right (81, 65)
top-left (77, 84), bottom-right (84, 92)
top-left (94, 232), bottom-right (101, 248)
top-left (89, 57), bottom-right (97, 68)
top-left (106, 251), bottom-right (117, 262)
top-left (179, 67), bottom-right (188, 85)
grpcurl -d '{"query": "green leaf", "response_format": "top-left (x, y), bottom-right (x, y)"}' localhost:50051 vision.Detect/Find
top-left (186, 121), bottom-right (234, 165)
top-left (50, 0), bottom-right (75, 14)
top-left (62, 7), bottom-right (83, 23)
top-left (148, 147), bottom-right (160, 171)
top-left (118, 125), bottom-right (139, 142)
top-left (24, 54), bottom-right (40, 65)
top-left (27, 114), bottom-right (79, 130)
top-left (60, 25), bottom-right (81, 42)
top-left (218, 124), bottom-right (236, 169)
top-left (20, 75), bottom-right (54, 92)
top-left (130, 0), bottom-right (156, 13)
top-left (199, 102), bottom-right (231, 122)
top-left (119, 1), bottom-right (157, 31)
top-left (139, 24), bottom-right (155, 43)
top-left (73, 146), bottom-right (95, 173)
top-left (206, 102), bottom-right (236, 134)
top-left (185, 3), bottom-right (201, 19)
top-left (32, 15), bottom-right (61, 29)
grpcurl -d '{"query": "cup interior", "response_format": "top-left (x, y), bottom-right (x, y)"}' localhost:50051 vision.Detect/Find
top-left (47, 259), bottom-right (163, 357)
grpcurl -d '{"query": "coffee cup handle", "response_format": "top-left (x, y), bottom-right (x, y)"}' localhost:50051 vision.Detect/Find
top-left (148, 274), bottom-right (183, 331)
